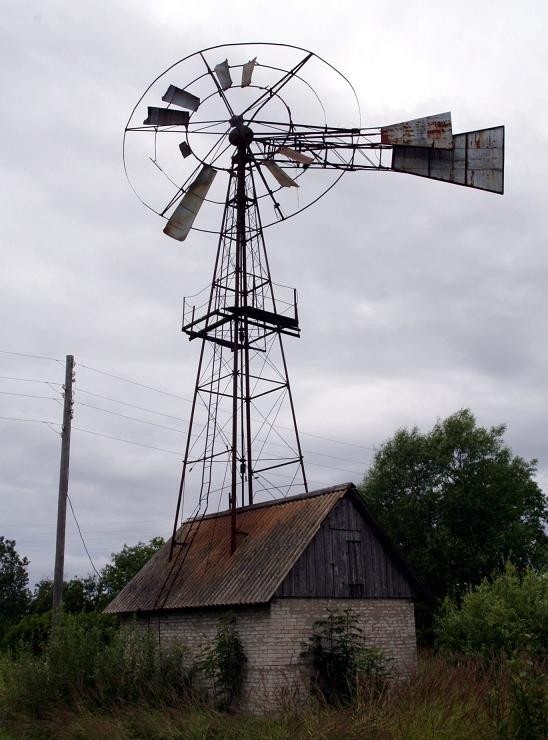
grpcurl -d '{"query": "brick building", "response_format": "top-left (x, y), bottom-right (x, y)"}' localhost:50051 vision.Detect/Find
top-left (106, 483), bottom-right (423, 711)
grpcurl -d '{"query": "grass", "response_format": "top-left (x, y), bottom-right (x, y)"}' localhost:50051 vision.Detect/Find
top-left (3, 651), bottom-right (543, 739)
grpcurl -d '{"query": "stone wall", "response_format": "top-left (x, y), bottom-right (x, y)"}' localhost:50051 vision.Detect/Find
top-left (135, 597), bottom-right (416, 712)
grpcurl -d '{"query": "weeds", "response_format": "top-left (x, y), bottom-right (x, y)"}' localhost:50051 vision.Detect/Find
top-left (0, 613), bottom-right (194, 720)
top-left (1, 622), bottom-right (546, 738)
top-left (199, 613), bottom-right (247, 710)
top-left (302, 608), bottom-right (392, 705)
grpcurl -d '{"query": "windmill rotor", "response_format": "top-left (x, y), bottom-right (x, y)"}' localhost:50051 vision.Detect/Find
top-left (123, 43), bottom-right (362, 234)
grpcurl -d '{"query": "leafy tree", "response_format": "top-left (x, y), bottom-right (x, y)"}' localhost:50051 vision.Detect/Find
top-left (0, 537), bottom-right (30, 631)
top-left (31, 576), bottom-right (99, 615)
top-left (435, 562), bottom-right (548, 657)
top-left (97, 536), bottom-right (164, 606)
top-left (360, 410), bottom-right (547, 605)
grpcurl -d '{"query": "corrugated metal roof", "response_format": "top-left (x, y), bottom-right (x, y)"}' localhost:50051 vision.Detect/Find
top-left (105, 483), bottom-right (351, 614)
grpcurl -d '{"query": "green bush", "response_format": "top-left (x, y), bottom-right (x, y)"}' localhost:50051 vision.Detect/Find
top-left (506, 652), bottom-right (548, 739)
top-left (1, 612), bottom-right (52, 655)
top-left (302, 608), bottom-right (391, 705)
top-left (0, 613), bottom-right (193, 719)
top-left (200, 613), bottom-right (247, 710)
top-left (435, 562), bottom-right (548, 657)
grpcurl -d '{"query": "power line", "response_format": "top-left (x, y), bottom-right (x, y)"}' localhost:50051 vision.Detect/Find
top-left (71, 425), bottom-right (362, 476)
top-left (76, 400), bottom-right (368, 467)
top-left (0, 376), bottom-right (61, 386)
top-left (77, 363), bottom-right (374, 451)
top-left (1, 364), bottom-right (375, 452)
top-left (0, 415), bottom-right (60, 426)
top-left (1, 411), bottom-right (367, 475)
top-left (77, 401), bottom-right (185, 434)
top-left (0, 391), bottom-right (59, 401)
top-left (0, 349), bottom-right (62, 364)
top-left (77, 388), bottom-right (187, 422)
top-left (1, 357), bottom-right (376, 454)
top-left (78, 363), bottom-right (192, 403)
top-left (67, 495), bottom-right (101, 577)
top-left (72, 425), bottom-right (182, 456)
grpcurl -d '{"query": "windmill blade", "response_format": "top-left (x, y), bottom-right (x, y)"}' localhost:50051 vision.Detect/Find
top-left (162, 85), bottom-right (200, 112)
top-left (392, 125), bottom-right (504, 194)
top-left (278, 146), bottom-right (314, 165)
top-left (214, 60), bottom-right (232, 90)
top-left (241, 58), bottom-right (257, 87)
top-left (262, 161), bottom-right (299, 188)
top-left (163, 166), bottom-right (217, 241)
top-left (381, 112), bottom-right (453, 149)
top-left (144, 107), bottom-right (190, 126)
top-left (179, 141), bottom-right (192, 158)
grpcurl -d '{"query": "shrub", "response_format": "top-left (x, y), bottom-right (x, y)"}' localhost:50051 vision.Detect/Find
top-left (1, 612), bottom-right (52, 655)
top-left (302, 608), bottom-right (391, 705)
top-left (200, 613), bottom-right (247, 710)
top-left (435, 562), bottom-right (548, 657)
top-left (0, 613), bottom-right (193, 718)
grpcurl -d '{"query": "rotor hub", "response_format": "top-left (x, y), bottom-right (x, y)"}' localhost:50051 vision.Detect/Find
top-left (229, 124), bottom-right (254, 147)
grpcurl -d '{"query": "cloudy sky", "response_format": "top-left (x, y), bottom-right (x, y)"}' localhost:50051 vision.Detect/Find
top-left (1, 0), bottom-right (547, 586)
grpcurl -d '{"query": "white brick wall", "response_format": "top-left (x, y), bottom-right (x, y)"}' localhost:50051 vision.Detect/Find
top-left (133, 597), bottom-right (416, 712)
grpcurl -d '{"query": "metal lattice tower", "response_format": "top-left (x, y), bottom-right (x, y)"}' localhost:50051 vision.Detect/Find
top-left (123, 42), bottom-right (504, 559)
top-left (170, 136), bottom-right (307, 557)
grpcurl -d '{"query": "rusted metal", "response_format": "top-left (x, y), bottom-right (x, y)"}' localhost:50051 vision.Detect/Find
top-left (105, 483), bottom-right (427, 613)
top-left (392, 125), bottom-right (504, 194)
top-left (381, 112), bottom-right (453, 149)
top-left (162, 84), bottom-right (200, 111)
top-left (105, 485), bottom-right (350, 612)
top-left (241, 58), bottom-right (256, 87)
top-left (262, 160), bottom-right (299, 187)
top-left (163, 165), bottom-right (217, 241)
top-left (214, 59), bottom-right (232, 90)
top-left (278, 146), bottom-right (314, 165)
top-left (143, 107), bottom-right (190, 126)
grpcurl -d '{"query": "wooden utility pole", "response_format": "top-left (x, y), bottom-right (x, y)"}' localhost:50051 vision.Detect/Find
top-left (52, 354), bottom-right (74, 611)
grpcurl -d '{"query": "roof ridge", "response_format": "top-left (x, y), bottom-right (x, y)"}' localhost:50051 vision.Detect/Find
top-left (184, 482), bottom-right (354, 524)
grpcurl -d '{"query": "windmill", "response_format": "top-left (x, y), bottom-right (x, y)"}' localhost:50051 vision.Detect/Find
top-left (123, 42), bottom-right (504, 559)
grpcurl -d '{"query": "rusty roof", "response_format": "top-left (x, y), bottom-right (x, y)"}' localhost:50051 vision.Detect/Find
top-left (105, 483), bottom-right (352, 614)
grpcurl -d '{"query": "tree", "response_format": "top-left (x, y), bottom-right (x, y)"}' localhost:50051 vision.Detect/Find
top-left (360, 410), bottom-right (547, 605)
top-left (97, 536), bottom-right (164, 606)
top-left (0, 537), bottom-right (30, 631)
top-left (31, 576), bottom-right (99, 615)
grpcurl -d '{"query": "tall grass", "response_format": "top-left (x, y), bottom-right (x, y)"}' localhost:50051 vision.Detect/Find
top-left (2, 650), bottom-right (545, 739)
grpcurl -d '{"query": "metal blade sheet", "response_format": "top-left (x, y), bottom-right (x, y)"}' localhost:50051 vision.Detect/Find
top-left (278, 146), bottom-right (314, 165)
top-left (241, 58), bottom-right (257, 87)
top-left (214, 60), bottom-right (232, 90)
top-left (179, 141), bottom-right (192, 158)
top-left (381, 112), bottom-right (453, 149)
top-left (391, 125), bottom-right (504, 193)
top-left (262, 161), bottom-right (299, 188)
top-left (163, 166), bottom-right (217, 241)
top-left (143, 107), bottom-right (190, 126)
top-left (162, 85), bottom-right (200, 111)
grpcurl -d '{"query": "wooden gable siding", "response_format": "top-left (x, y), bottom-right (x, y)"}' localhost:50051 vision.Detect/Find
top-left (275, 495), bottom-right (416, 599)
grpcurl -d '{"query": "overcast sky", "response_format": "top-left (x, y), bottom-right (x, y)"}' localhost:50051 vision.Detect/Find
top-left (1, 0), bottom-right (547, 587)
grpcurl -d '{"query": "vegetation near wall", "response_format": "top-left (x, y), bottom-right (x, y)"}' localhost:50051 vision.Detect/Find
top-left (0, 612), bottom-right (193, 721)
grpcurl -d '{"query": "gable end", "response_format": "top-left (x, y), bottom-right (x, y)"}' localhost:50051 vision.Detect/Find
top-left (275, 492), bottom-right (420, 599)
